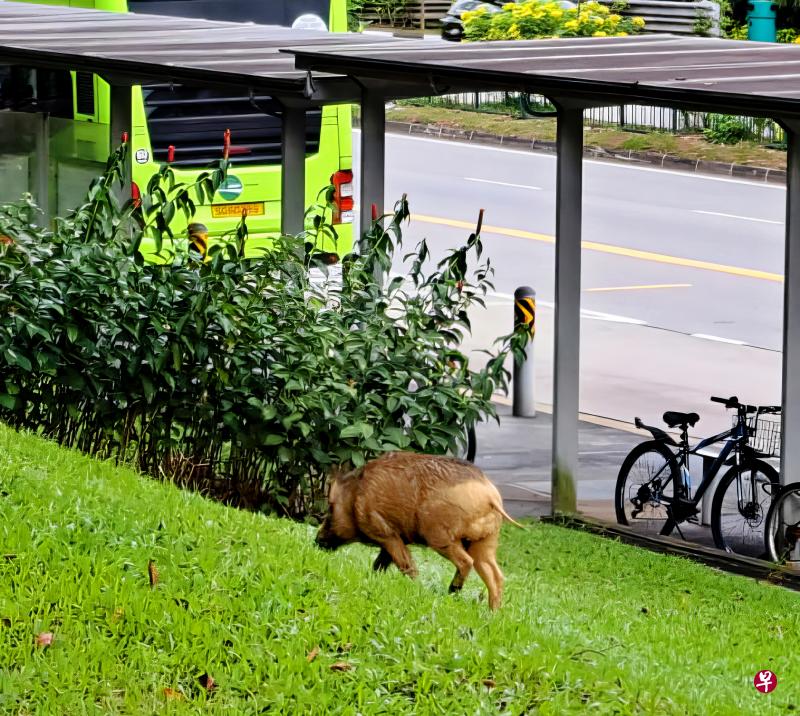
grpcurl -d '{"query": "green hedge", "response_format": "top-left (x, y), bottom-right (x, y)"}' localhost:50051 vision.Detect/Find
top-left (0, 143), bottom-right (522, 516)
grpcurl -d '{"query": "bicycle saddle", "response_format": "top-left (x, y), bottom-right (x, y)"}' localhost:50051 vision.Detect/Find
top-left (662, 411), bottom-right (700, 428)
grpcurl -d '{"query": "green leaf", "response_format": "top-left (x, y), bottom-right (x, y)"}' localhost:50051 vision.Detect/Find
top-left (340, 423), bottom-right (374, 440)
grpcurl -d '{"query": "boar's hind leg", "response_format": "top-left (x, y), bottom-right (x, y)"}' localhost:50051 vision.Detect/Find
top-left (372, 548), bottom-right (392, 572)
top-left (378, 537), bottom-right (418, 578)
top-left (448, 541), bottom-right (472, 593)
top-left (427, 543), bottom-right (473, 594)
top-left (468, 535), bottom-right (504, 611)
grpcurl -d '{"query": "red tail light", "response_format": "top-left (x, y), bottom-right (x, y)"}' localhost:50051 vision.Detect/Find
top-left (330, 169), bottom-right (354, 225)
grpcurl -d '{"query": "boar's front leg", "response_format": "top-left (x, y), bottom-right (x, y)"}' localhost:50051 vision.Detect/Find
top-left (372, 548), bottom-right (392, 572)
top-left (377, 537), bottom-right (418, 578)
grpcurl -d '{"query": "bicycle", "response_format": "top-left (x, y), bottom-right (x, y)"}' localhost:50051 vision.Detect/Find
top-left (615, 396), bottom-right (781, 557)
top-left (764, 480), bottom-right (800, 566)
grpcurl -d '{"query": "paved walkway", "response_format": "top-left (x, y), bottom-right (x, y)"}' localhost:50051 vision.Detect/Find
top-left (478, 402), bottom-right (714, 545)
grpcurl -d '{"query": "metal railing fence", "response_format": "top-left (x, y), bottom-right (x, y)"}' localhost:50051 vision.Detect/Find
top-left (397, 92), bottom-right (787, 146)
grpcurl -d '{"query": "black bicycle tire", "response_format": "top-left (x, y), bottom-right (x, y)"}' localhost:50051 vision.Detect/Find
top-left (764, 481), bottom-right (800, 563)
top-left (614, 440), bottom-right (681, 530)
top-left (710, 459), bottom-right (779, 555)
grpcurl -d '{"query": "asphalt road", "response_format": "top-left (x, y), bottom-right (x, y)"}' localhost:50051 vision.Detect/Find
top-left (353, 132), bottom-right (786, 433)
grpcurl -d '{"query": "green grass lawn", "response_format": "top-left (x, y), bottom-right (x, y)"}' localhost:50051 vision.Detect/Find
top-left (1, 425), bottom-right (798, 714)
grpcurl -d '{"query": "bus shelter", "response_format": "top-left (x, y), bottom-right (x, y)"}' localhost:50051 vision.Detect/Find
top-left (286, 34), bottom-right (800, 513)
top-left (4, 0), bottom-right (800, 520)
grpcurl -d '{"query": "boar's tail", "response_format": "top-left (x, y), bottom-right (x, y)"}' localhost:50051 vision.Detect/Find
top-left (492, 500), bottom-right (525, 529)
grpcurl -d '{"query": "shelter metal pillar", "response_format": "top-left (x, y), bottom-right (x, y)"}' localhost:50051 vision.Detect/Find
top-left (281, 103), bottom-right (306, 236)
top-left (34, 110), bottom-right (50, 227)
top-left (359, 87), bottom-right (385, 253)
top-left (109, 83), bottom-right (132, 199)
top-left (781, 118), bottom-right (800, 486)
top-left (551, 103), bottom-right (584, 515)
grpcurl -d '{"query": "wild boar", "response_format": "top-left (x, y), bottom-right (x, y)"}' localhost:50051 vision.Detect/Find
top-left (315, 451), bottom-right (523, 610)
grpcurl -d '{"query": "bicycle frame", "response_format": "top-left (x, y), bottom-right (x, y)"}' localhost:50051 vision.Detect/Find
top-left (691, 429), bottom-right (741, 499)
top-left (670, 422), bottom-right (746, 508)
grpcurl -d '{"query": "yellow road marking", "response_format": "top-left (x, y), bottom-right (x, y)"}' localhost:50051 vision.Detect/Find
top-left (413, 214), bottom-right (784, 284)
top-left (585, 283), bottom-right (692, 292)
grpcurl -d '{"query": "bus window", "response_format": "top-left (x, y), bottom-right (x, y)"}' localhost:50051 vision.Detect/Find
top-left (0, 67), bottom-right (72, 118)
top-left (141, 86), bottom-right (322, 168)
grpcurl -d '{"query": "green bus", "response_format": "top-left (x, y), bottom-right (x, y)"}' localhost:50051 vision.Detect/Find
top-left (0, 0), bottom-right (354, 257)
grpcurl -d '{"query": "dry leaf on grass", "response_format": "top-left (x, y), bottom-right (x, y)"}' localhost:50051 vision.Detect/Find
top-left (329, 661), bottom-right (352, 672)
top-left (148, 560), bottom-right (159, 588)
top-left (163, 688), bottom-right (184, 701)
top-left (35, 632), bottom-right (53, 648)
top-left (482, 679), bottom-right (496, 689)
top-left (198, 673), bottom-right (216, 692)
top-left (307, 646), bottom-right (320, 662)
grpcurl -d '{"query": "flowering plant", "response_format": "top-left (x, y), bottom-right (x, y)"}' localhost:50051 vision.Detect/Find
top-left (463, 0), bottom-right (645, 41)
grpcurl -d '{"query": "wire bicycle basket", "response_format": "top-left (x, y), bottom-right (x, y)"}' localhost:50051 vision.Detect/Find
top-left (735, 411), bottom-right (782, 457)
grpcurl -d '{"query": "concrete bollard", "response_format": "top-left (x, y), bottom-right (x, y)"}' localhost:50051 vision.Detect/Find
top-left (513, 286), bottom-right (536, 417)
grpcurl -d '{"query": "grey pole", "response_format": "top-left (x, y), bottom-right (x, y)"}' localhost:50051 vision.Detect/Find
top-left (281, 104), bottom-right (306, 236)
top-left (551, 104), bottom-right (584, 516)
top-left (779, 118), bottom-right (800, 558)
top-left (513, 286), bottom-right (537, 417)
top-left (781, 118), bottom-right (800, 490)
top-left (109, 83), bottom-right (132, 200)
top-left (33, 110), bottom-right (50, 227)
top-left (359, 88), bottom-right (385, 254)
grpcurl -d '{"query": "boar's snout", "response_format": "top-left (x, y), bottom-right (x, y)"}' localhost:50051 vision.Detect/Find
top-left (315, 517), bottom-right (343, 551)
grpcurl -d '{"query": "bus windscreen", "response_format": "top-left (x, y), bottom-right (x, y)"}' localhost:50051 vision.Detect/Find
top-left (127, 0), bottom-right (333, 28)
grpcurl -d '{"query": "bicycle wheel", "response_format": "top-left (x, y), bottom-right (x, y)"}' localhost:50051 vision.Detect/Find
top-left (615, 441), bottom-right (681, 536)
top-left (764, 482), bottom-right (800, 565)
top-left (710, 460), bottom-right (778, 558)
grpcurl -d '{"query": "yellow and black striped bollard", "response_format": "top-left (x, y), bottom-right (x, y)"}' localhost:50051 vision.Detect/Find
top-left (513, 286), bottom-right (536, 417)
top-left (188, 222), bottom-right (208, 259)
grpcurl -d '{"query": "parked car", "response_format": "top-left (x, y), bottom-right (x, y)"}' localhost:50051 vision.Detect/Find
top-left (441, 0), bottom-right (577, 42)
top-left (441, 0), bottom-right (503, 42)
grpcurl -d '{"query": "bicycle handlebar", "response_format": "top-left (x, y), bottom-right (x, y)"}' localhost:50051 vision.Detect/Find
top-left (710, 395), bottom-right (736, 407)
top-left (710, 396), bottom-right (781, 414)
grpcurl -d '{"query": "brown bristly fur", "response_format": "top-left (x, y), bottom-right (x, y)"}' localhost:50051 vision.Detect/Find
top-left (316, 452), bottom-right (523, 610)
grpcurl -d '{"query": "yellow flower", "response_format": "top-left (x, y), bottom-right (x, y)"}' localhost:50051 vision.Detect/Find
top-left (508, 22), bottom-right (522, 39)
top-left (564, 19), bottom-right (579, 29)
top-left (632, 16), bottom-right (645, 27)
top-left (615, 31), bottom-right (628, 36)
top-left (593, 30), bottom-right (607, 36)
top-left (503, 2), bottom-right (516, 9)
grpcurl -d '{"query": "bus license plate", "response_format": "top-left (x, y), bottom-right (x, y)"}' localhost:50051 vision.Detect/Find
top-left (211, 202), bottom-right (265, 218)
